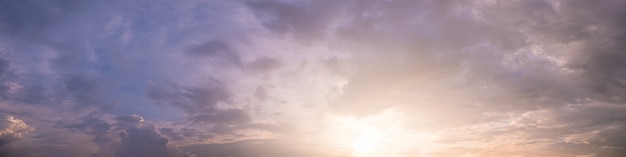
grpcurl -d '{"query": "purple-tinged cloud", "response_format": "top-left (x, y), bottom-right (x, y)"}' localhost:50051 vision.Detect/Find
top-left (1, 0), bottom-right (626, 156)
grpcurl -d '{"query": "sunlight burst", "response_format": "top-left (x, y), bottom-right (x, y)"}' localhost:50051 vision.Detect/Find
top-left (352, 136), bottom-right (376, 154)
top-left (324, 108), bottom-right (440, 157)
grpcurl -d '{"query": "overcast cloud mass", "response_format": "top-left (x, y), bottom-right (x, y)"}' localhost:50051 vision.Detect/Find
top-left (1, 0), bottom-right (626, 156)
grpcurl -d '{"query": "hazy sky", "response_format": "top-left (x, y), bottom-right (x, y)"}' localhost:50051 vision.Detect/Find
top-left (1, 0), bottom-right (626, 157)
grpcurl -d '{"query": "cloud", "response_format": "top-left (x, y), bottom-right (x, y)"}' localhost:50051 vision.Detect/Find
top-left (0, 115), bottom-right (33, 145)
top-left (0, 56), bottom-right (12, 98)
top-left (193, 109), bottom-right (250, 125)
top-left (0, 0), bottom-right (626, 156)
top-left (188, 40), bottom-right (242, 66)
top-left (245, 0), bottom-right (350, 41)
top-left (435, 102), bottom-right (626, 157)
top-left (147, 81), bottom-right (233, 114)
top-left (63, 75), bottom-right (113, 110)
top-left (183, 140), bottom-right (349, 157)
top-left (0, 0), bottom-right (92, 39)
top-left (237, 0), bottom-right (626, 156)
top-left (65, 117), bottom-right (117, 157)
top-left (65, 114), bottom-right (171, 157)
top-left (116, 122), bottom-right (168, 157)
top-left (113, 115), bottom-right (168, 157)
top-left (244, 57), bottom-right (283, 74)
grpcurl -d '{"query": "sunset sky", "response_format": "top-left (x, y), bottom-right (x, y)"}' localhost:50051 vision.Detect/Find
top-left (1, 0), bottom-right (626, 157)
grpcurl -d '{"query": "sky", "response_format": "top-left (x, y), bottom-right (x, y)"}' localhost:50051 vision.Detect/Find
top-left (0, 0), bottom-right (626, 157)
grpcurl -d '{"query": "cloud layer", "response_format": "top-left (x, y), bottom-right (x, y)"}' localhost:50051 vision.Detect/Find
top-left (1, 0), bottom-right (626, 156)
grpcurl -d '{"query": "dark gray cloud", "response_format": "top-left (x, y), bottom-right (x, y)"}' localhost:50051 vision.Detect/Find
top-left (245, 57), bottom-right (283, 74)
top-left (159, 128), bottom-right (183, 141)
top-left (147, 82), bottom-right (232, 114)
top-left (65, 114), bottom-right (171, 157)
top-left (0, 0), bottom-right (92, 38)
top-left (64, 117), bottom-right (118, 157)
top-left (0, 56), bottom-right (13, 99)
top-left (193, 109), bottom-right (250, 125)
top-left (63, 75), bottom-right (113, 109)
top-left (116, 123), bottom-right (168, 157)
top-left (188, 40), bottom-right (242, 66)
top-left (245, 0), bottom-right (350, 42)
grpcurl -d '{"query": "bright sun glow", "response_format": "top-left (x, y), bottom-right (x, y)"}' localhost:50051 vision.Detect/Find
top-left (323, 108), bottom-right (441, 157)
top-left (352, 136), bottom-right (376, 154)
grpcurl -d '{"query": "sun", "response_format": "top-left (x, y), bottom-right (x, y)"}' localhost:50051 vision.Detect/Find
top-left (324, 112), bottom-right (387, 156)
top-left (352, 136), bottom-right (376, 154)
top-left (323, 108), bottom-right (440, 157)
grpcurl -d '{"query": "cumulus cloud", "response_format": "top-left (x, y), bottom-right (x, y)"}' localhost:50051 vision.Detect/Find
top-left (0, 115), bottom-right (33, 145)
top-left (116, 122), bottom-right (168, 157)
